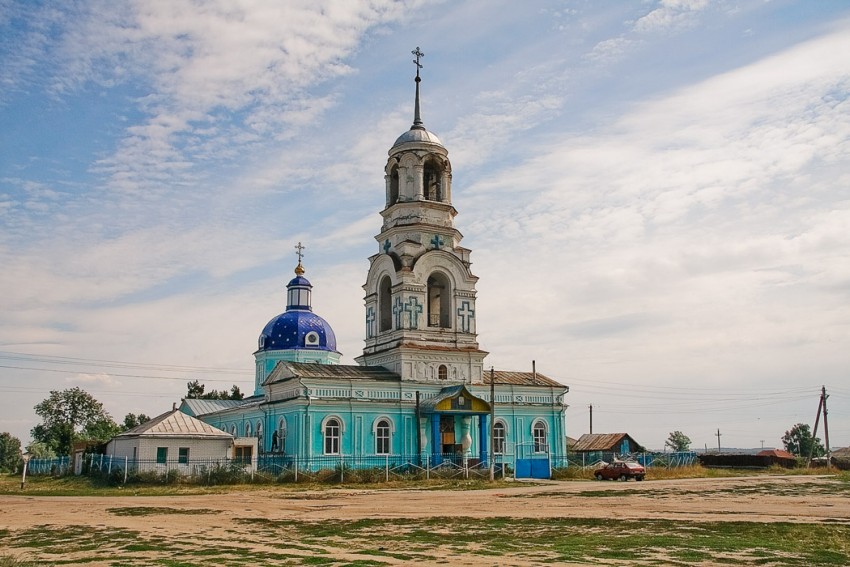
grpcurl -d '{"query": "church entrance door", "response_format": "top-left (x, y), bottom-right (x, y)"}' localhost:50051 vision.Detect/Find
top-left (440, 415), bottom-right (459, 454)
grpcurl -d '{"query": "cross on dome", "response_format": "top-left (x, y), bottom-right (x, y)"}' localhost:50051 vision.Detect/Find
top-left (294, 242), bottom-right (306, 275)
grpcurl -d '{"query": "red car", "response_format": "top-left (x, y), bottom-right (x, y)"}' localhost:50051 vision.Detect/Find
top-left (593, 461), bottom-right (645, 481)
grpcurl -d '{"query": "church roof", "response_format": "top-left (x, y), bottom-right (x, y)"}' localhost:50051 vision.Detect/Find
top-left (264, 362), bottom-right (401, 385)
top-left (181, 398), bottom-right (249, 417)
top-left (484, 370), bottom-right (562, 387)
top-left (115, 409), bottom-right (231, 438)
top-left (392, 126), bottom-right (443, 148)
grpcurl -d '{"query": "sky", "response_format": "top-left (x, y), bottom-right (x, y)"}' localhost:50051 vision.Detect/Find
top-left (2, 0), bottom-right (849, 452)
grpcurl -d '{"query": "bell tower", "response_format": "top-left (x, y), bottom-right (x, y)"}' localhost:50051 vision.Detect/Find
top-left (355, 48), bottom-right (487, 384)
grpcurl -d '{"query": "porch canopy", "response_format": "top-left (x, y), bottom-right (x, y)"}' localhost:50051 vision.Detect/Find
top-left (421, 385), bottom-right (491, 465)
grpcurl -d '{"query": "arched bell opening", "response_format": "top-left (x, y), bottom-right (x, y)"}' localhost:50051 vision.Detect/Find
top-left (423, 158), bottom-right (443, 202)
top-left (379, 275), bottom-right (393, 332)
top-left (427, 271), bottom-right (452, 328)
top-left (388, 165), bottom-right (400, 206)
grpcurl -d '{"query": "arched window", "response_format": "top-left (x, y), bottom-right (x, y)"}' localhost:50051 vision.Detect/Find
top-left (388, 165), bottom-right (399, 206)
top-left (532, 421), bottom-right (548, 453)
top-left (230, 424), bottom-right (237, 437)
top-left (256, 421), bottom-right (263, 453)
top-left (423, 159), bottom-right (442, 202)
top-left (494, 421), bottom-right (506, 454)
top-left (245, 422), bottom-right (252, 437)
top-left (279, 418), bottom-right (286, 454)
top-left (438, 365), bottom-right (448, 380)
top-left (427, 272), bottom-right (451, 328)
top-left (375, 419), bottom-right (391, 455)
top-left (324, 418), bottom-right (341, 455)
top-left (379, 276), bottom-right (392, 332)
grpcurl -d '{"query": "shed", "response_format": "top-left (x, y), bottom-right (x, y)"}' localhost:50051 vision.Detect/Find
top-left (569, 433), bottom-right (645, 463)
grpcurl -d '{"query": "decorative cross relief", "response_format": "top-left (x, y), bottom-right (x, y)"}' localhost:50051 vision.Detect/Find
top-left (457, 301), bottom-right (475, 333)
top-left (430, 234), bottom-right (444, 250)
top-left (404, 296), bottom-right (423, 329)
top-left (365, 306), bottom-right (376, 338)
top-left (393, 296), bottom-right (405, 330)
top-left (383, 239), bottom-right (391, 253)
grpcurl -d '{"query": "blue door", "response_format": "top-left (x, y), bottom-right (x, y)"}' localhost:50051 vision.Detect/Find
top-left (515, 443), bottom-right (550, 479)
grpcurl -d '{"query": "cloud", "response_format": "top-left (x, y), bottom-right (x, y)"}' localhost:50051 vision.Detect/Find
top-left (633, 0), bottom-right (710, 34)
top-left (464, 24), bottom-right (850, 393)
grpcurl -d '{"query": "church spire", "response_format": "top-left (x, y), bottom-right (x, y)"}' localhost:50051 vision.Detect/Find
top-left (412, 46), bottom-right (424, 130)
top-left (294, 241), bottom-right (305, 276)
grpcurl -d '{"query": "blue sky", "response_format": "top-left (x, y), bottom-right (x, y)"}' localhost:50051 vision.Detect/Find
top-left (2, 0), bottom-right (849, 451)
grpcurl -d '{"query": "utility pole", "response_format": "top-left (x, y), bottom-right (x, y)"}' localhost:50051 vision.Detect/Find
top-left (821, 386), bottom-right (831, 470)
top-left (589, 404), bottom-right (593, 435)
top-left (760, 440), bottom-right (764, 450)
top-left (489, 366), bottom-right (495, 481)
top-left (807, 389), bottom-right (825, 468)
top-left (715, 428), bottom-right (722, 452)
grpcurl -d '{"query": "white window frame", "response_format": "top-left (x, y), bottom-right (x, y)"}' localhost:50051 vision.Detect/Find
top-left (374, 418), bottom-right (392, 455)
top-left (322, 416), bottom-right (343, 455)
top-left (532, 420), bottom-right (548, 453)
top-left (493, 420), bottom-right (507, 455)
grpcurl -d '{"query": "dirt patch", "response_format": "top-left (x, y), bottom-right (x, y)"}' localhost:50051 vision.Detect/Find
top-left (1, 475), bottom-right (848, 566)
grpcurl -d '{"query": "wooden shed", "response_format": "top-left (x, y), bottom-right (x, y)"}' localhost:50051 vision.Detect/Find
top-left (569, 433), bottom-right (645, 463)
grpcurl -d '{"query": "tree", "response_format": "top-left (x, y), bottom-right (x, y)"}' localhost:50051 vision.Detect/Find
top-left (25, 441), bottom-right (56, 460)
top-left (0, 432), bottom-right (22, 473)
top-left (782, 423), bottom-right (824, 457)
top-left (184, 380), bottom-right (245, 400)
top-left (31, 387), bottom-right (119, 455)
top-left (122, 413), bottom-right (151, 430)
top-left (665, 431), bottom-right (692, 452)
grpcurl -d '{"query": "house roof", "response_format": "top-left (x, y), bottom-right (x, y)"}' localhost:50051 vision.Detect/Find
top-left (571, 433), bottom-right (641, 452)
top-left (756, 449), bottom-right (796, 459)
top-left (115, 409), bottom-right (231, 438)
top-left (181, 398), bottom-right (249, 416)
top-left (831, 446), bottom-right (850, 458)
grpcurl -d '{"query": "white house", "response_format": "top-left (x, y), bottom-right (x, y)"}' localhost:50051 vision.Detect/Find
top-left (105, 408), bottom-right (257, 474)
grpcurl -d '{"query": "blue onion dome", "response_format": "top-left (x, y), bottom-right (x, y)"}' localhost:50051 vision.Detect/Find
top-left (257, 262), bottom-right (339, 353)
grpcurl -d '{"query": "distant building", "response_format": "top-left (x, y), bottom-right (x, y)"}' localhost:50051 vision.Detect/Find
top-left (569, 433), bottom-right (645, 463)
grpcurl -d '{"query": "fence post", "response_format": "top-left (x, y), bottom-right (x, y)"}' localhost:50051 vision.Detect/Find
top-left (123, 456), bottom-right (128, 485)
top-left (107, 455), bottom-right (113, 476)
top-left (340, 455), bottom-right (344, 484)
top-left (426, 454), bottom-right (430, 480)
top-left (294, 454), bottom-right (298, 483)
top-left (385, 454), bottom-right (389, 482)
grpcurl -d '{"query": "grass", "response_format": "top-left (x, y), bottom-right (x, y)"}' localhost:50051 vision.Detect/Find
top-left (2, 517), bottom-right (848, 566)
top-left (0, 472), bottom-right (521, 496)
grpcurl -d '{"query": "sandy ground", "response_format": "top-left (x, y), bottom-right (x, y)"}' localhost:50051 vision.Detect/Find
top-left (1, 475), bottom-right (848, 565)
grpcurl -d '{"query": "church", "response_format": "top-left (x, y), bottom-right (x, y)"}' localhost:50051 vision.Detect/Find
top-left (182, 50), bottom-right (569, 474)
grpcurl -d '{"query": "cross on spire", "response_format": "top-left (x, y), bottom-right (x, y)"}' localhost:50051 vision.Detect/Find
top-left (412, 47), bottom-right (424, 79)
top-left (411, 47), bottom-right (425, 127)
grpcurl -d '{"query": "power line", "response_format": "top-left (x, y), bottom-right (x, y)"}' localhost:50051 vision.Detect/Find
top-left (0, 364), bottom-right (248, 383)
top-left (0, 350), bottom-right (247, 375)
